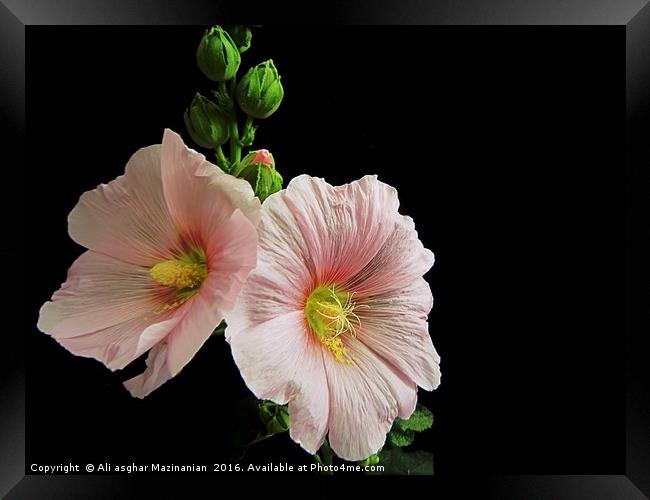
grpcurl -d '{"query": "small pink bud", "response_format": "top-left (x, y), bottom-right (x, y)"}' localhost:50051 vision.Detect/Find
top-left (252, 149), bottom-right (274, 168)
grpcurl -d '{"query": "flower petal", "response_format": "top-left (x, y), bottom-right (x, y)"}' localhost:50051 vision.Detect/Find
top-left (164, 291), bottom-right (222, 377)
top-left (203, 208), bottom-right (258, 312)
top-left (37, 251), bottom-right (156, 338)
top-left (54, 314), bottom-right (181, 371)
top-left (68, 145), bottom-right (180, 266)
top-left (160, 129), bottom-right (260, 249)
top-left (323, 340), bottom-right (404, 461)
top-left (358, 278), bottom-right (441, 391)
top-left (346, 215), bottom-right (434, 296)
top-left (37, 250), bottom-right (183, 370)
top-left (123, 343), bottom-right (173, 399)
top-left (228, 310), bottom-right (329, 454)
top-left (224, 192), bottom-right (313, 339)
top-left (162, 208), bottom-right (259, 378)
top-left (283, 175), bottom-right (400, 285)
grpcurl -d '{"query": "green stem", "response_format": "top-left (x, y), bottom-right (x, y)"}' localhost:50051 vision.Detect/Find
top-left (229, 121), bottom-right (242, 165)
top-left (316, 439), bottom-right (334, 474)
top-left (228, 76), bottom-right (237, 98)
top-left (230, 159), bottom-right (246, 177)
top-left (215, 146), bottom-right (229, 172)
top-left (222, 78), bottom-right (242, 165)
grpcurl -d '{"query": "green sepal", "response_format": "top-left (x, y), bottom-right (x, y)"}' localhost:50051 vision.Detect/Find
top-left (240, 162), bottom-right (283, 202)
top-left (240, 121), bottom-right (257, 147)
top-left (235, 150), bottom-right (283, 202)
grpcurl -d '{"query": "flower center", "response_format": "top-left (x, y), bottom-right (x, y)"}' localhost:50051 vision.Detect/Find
top-left (305, 285), bottom-right (359, 364)
top-left (149, 249), bottom-right (207, 291)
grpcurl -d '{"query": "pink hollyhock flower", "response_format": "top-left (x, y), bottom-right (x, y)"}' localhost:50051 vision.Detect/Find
top-left (225, 175), bottom-right (441, 461)
top-left (38, 129), bottom-right (260, 398)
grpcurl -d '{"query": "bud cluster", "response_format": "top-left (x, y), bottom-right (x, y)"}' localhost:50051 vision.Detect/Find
top-left (185, 25), bottom-right (284, 201)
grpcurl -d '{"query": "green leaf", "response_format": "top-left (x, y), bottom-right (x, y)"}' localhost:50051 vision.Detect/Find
top-left (369, 448), bottom-right (433, 475)
top-left (394, 403), bottom-right (433, 433)
top-left (387, 428), bottom-right (415, 447)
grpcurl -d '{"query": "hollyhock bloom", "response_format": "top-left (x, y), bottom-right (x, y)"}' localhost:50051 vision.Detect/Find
top-left (38, 129), bottom-right (260, 398)
top-left (225, 175), bottom-right (441, 461)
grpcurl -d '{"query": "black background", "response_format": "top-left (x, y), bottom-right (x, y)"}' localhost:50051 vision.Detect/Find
top-left (26, 26), bottom-right (624, 475)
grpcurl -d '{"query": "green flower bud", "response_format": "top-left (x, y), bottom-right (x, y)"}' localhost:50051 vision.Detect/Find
top-left (236, 60), bottom-right (284, 119)
top-left (236, 150), bottom-right (283, 202)
top-left (196, 26), bottom-right (241, 82)
top-left (227, 25), bottom-right (252, 53)
top-left (183, 93), bottom-right (229, 149)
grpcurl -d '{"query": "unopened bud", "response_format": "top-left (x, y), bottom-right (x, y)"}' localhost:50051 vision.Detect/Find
top-left (183, 93), bottom-right (229, 149)
top-left (236, 149), bottom-right (283, 201)
top-left (228, 25), bottom-right (252, 53)
top-left (196, 26), bottom-right (241, 82)
top-left (236, 60), bottom-right (284, 119)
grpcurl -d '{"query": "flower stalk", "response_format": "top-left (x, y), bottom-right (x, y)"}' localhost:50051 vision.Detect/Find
top-left (314, 440), bottom-right (335, 475)
top-left (215, 146), bottom-right (229, 171)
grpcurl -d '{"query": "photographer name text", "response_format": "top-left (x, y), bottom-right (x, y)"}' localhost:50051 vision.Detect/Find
top-left (30, 462), bottom-right (384, 474)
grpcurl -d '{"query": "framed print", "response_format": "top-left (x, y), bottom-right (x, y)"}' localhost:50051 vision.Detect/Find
top-left (2, 0), bottom-right (649, 497)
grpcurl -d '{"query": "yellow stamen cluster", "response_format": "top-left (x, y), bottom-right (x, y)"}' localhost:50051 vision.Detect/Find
top-left (149, 259), bottom-right (207, 289)
top-left (146, 249), bottom-right (208, 318)
top-left (305, 285), bottom-right (361, 364)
